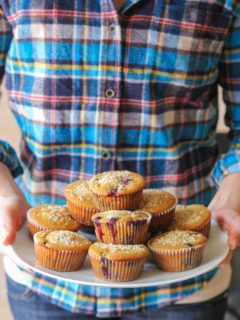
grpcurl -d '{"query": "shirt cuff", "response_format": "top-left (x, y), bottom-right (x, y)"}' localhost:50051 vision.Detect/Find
top-left (210, 150), bottom-right (240, 187)
top-left (0, 140), bottom-right (23, 178)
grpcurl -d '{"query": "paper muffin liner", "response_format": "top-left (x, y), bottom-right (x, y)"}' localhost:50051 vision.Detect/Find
top-left (93, 189), bottom-right (143, 211)
top-left (169, 217), bottom-right (211, 238)
top-left (148, 243), bottom-right (205, 272)
top-left (194, 218), bottom-right (211, 238)
top-left (27, 213), bottom-right (80, 238)
top-left (34, 243), bottom-right (88, 272)
top-left (27, 216), bottom-right (50, 238)
top-left (92, 212), bottom-right (151, 244)
top-left (66, 198), bottom-right (99, 226)
top-left (149, 200), bottom-right (177, 233)
top-left (89, 254), bottom-right (146, 282)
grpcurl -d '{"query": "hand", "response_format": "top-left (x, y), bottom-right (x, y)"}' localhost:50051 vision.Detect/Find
top-left (208, 207), bottom-right (240, 250)
top-left (208, 206), bottom-right (240, 265)
top-left (218, 250), bottom-right (233, 266)
top-left (0, 195), bottom-right (31, 250)
top-left (0, 163), bottom-right (31, 252)
top-left (209, 173), bottom-right (240, 265)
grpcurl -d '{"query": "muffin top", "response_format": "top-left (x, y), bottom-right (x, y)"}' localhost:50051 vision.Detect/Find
top-left (34, 230), bottom-right (91, 250)
top-left (27, 205), bottom-right (80, 231)
top-left (138, 189), bottom-right (177, 214)
top-left (169, 205), bottom-right (211, 230)
top-left (91, 210), bottom-right (151, 224)
top-left (88, 170), bottom-right (145, 196)
top-left (64, 179), bottom-right (97, 209)
top-left (88, 242), bottom-right (149, 260)
top-left (148, 230), bottom-right (207, 250)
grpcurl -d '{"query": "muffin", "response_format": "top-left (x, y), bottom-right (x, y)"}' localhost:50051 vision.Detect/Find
top-left (91, 210), bottom-right (151, 244)
top-left (138, 189), bottom-right (177, 233)
top-left (169, 204), bottom-right (211, 237)
top-left (148, 230), bottom-right (207, 272)
top-left (34, 230), bottom-right (91, 271)
top-left (27, 205), bottom-right (80, 237)
top-left (88, 170), bottom-right (145, 210)
top-left (88, 242), bottom-right (149, 282)
top-left (64, 179), bottom-right (100, 226)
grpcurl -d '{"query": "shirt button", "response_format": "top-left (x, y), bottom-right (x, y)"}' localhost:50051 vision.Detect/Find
top-left (105, 88), bottom-right (115, 98)
top-left (102, 151), bottom-right (111, 160)
top-left (109, 24), bottom-right (116, 33)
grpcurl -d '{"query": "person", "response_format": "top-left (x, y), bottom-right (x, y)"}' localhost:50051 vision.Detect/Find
top-left (0, 0), bottom-right (240, 319)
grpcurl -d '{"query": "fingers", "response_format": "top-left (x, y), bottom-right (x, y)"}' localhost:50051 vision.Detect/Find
top-left (210, 207), bottom-right (240, 250)
top-left (0, 213), bottom-right (17, 246)
top-left (217, 217), bottom-right (240, 250)
top-left (1, 213), bottom-right (26, 245)
top-left (2, 231), bottom-right (16, 246)
top-left (0, 206), bottom-right (20, 246)
top-left (16, 216), bottom-right (25, 231)
top-left (228, 234), bottom-right (239, 250)
top-left (218, 250), bottom-right (233, 267)
top-left (0, 196), bottom-right (29, 246)
top-left (211, 207), bottom-right (238, 225)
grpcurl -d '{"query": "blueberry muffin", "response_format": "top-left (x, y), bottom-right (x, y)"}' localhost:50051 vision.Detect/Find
top-left (138, 189), bottom-right (177, 232)
top-left (148, 229), bottom-right (207, 272)
top-left (65, 179), bottom-right (100, 226)
top-left (34, 230), bottom-right (91, 271)
top-left (27, 205), bottom-right (80, 236)
top-left (89, 170), bottom-right (145, 210)
top-left (89, 242), bottom-right (149, 281)
top-left (169, 204), bottom-right (211, 237)
top-left (91, 210), bottom-right (151, 244)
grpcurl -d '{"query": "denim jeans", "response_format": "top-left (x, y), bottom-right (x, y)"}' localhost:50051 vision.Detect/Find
top-left (6, 275), bottom-right (228, 320)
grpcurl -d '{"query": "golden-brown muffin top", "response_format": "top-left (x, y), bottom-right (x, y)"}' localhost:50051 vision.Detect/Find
top-left (91, 210), bottom-right (151, 224)
top-left (88, 170), bottom-right (145, 196)
top-left (148, 230), bottom-right (207, 250)
top-left (27, 205), bottom-right (80, 231)
top-left (64, 179), bottom-right (97, 209)
top-left (88, 242), bottom-right (149, 261)
top-left (169, 205), bottom-right (211, 230)
top-left (138, 189), bottom-right (177, 214)
top-left (34, 230), bottom-right (91, 250)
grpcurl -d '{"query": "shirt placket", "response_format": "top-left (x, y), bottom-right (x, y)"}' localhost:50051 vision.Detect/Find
top-left (96, 0), bottom-right (143, 173)
top-left (96, 0), bottom-right (122, 172)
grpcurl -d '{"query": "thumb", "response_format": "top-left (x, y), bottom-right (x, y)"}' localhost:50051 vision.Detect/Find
top-left (0, 212), bottom-right (18, 246)
top-left (218, 250), bottom-right (233, 266)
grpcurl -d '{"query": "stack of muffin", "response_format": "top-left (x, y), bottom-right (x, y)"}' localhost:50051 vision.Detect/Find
top-left (28, 170), bottom-right (211, 281)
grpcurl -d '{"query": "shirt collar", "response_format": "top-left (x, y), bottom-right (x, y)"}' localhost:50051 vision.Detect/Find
top-left (119, 0), bottom-right (143, 14)
top-left (101, 0), bottom-right (143, 15)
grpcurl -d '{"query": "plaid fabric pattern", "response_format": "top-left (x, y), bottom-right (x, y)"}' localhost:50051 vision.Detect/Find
top-left (0, 0), bottom-right (240, 317)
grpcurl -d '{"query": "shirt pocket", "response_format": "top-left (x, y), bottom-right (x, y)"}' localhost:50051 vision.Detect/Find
top-left (152, 2), bottom-right (233, 87)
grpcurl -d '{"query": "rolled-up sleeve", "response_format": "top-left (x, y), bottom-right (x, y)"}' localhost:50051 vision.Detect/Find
top-left (0, 5), bottom-right (23, 177)
top-left (211, 6), bottom-right (240, 185)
